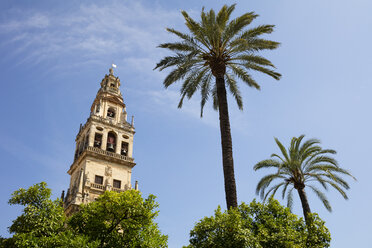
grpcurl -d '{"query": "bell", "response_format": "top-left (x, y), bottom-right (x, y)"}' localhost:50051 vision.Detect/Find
top-left (107, 143), bottom-right (114, 150)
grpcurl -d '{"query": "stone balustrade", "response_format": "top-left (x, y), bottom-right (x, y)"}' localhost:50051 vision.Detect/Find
top-left (86, 146), bottom-right (134, 162)
top-left (90, 182), bottom-right (105, 190)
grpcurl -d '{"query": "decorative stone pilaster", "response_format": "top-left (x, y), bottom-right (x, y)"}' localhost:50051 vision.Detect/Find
top-left (76, 168), bottom-right (84, 198)
top-left (88, 125), bottom-right (95, 147)
top-left (102, 130), bottom-right (108, 151)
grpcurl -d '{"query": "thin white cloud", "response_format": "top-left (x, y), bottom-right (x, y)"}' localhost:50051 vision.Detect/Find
top-left (0, 1), bottom-right (182, 69)
top-left (0, 13), bottom-right (49, 31)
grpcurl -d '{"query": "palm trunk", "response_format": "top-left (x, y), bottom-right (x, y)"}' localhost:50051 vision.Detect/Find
top-left (297, 187), bottom-right (311, 225)
top-left (216, 74), bottom-right (238, 209)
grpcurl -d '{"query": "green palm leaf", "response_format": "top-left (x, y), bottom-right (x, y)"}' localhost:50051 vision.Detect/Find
top-left (225, 73), bottom-right (243, 110)
top-left (254, 159), bottom-right (281, 170)
top-left (308, 185), bottom-right (332, 211)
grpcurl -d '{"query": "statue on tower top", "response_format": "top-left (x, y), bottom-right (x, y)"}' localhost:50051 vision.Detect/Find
top-left (110, 64), bottom-right (117, 75)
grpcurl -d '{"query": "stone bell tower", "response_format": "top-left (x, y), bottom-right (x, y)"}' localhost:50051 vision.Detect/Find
top-left (64, 67), bottom-right (136, 216)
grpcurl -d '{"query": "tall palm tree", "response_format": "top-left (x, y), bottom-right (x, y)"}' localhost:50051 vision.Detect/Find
top-left (154, 5), bottom-right (281, 209)
top-left (254, 135), bottom-right (356, 224)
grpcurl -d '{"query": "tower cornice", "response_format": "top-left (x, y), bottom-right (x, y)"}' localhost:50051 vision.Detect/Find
top-left (68, 146), bottom-right (136, 175)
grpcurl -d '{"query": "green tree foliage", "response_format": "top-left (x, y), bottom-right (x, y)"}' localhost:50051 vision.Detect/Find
top-left (69, 190), bottom-right (168, 248)
top-left (1, 183), bottom-right (167, 248)
top-left (8, 182), bottom-right (64, 236)
top-left (184, 198), bottom-right (330, 248)
top-left (1, 182), bottom-right (99, 248)
top-left (3, 231), bottom-right (99, 248)
top-left (155, 3), bottom-right (281, 210)
top-left (254, 135), bottom-right (356, 223)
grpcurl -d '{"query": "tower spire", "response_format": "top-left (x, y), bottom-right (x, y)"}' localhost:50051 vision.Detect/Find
top-left (110, 64), bottom-right (117, 75)
top-left (64, 68), bottom-right (136, 216)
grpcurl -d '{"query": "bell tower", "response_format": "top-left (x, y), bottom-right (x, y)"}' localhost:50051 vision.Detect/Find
top-left (64, 67), bottom-right (136, 216)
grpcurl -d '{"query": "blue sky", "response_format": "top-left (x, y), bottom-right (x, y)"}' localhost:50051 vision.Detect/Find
top-left (0, 0), bottom-right (371, 247)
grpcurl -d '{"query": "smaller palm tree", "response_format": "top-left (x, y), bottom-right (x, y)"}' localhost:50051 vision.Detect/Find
top-left (254, 135), bottom-right (356, 224)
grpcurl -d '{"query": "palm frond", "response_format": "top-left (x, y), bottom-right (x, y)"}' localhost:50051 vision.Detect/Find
top-left (308, 156), bottom-right (339, 167)
top-left (302, 148), bottom-right (336, 166)
top-left (211, 85), bottom-right (218, 110)
top-left (294, 135), bottom-right (305, 155)
top-left (200, 9), bottom-right (219, 49)
top-left (270, 153), bottom-right (285, 163)
top-left (158, 42), bottom-right (200, 53)
top-left (179, 69), bottom-right (200, 95)
top-left (302, 146), bottom-right (322, 159)
top-left (274, 138), bottom-right (290, 162)
top-left (176, 68), bottom-right (208, 109)
top-left (225, 73), bottom-right (243, 110)
top-left (289, 136), bottom-right (297, 160)
top-left (154, 53), bottom-right (199, 71)
top-left (231, 54), bottom-right (275, 68)
top-left (281, 181), bottom-right (291, 199)
top-left (308, 185), bottom-right (332, 212)
top-left (287, 188), bottom-right (294, 210)
top-left (263, 182), bottom-right (286, 201)
top-left (216, 4), bottom-right (236, 30)
top-left (246, 38), bottom-right (280, 51)
top-left (200, 73), bottom-right (212, 117)
top-left (222, 12), bottom-right (258, 46)
top-left (229, 64), bottom-right (260, 89)
top-left (229, 38), bottom-right (280, 53)
top-left (256, 173), bottom-right (285, 196)
top-left (304, 173), bottom-right (328, 190)
top-left (241, 63), bottom-right (281, 80)
top-left (184, 68), bottom-right (209, 98)
top-left (327, 173), bottom-right (353, 188)
top-left (305, 164), bottom-right (351, 176)
top-left (163, 66), bottom-right (189, 88)
top-left (240, 25), bottom-right (275, 39)
top-left (322, 180), bottom-right (349, 199)
top-left (181, 11), bottom-right (210, 49)
top-left (298, 138), bottom-right (321, 155)
top-left (186, 68), bottom-right (208, 99)
top-left (323, 174), bottom-right (350, 189)
top-left (254, 159), bottom-right (281, 170)
top-left (177, 92), bottom-right (187, 109)
top-left (165, 28), bottom-right (207, 53)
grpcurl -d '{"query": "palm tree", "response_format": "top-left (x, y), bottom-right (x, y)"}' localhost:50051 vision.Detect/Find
top-left (254, 135), bottom-right (356, 224)
top-left (154, 5), bottom-right (281, 209)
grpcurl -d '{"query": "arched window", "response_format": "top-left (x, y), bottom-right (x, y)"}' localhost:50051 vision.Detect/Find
top-left (121, 142), bottom-right (128, 156)
top-left (94, 133), bottom-right (102, 148)
top-left (107, 107), bottom-right (115, 118)
top-left (106, 132), bottom-right (116, 152)
top-left (83, 131), bottom-right (90, 149)
top-left (96, 104), bottom-right (100, 113)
